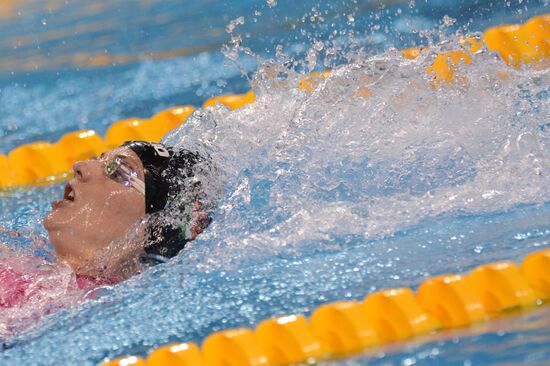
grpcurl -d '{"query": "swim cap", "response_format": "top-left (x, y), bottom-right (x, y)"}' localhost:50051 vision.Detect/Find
top-left (123, 141), bottom-right (173, 213)
top-left (122, 141), bottom-right (212, 263)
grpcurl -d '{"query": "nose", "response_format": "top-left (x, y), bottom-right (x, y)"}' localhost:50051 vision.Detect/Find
top-left (73, 159), bottom-right (102, 182)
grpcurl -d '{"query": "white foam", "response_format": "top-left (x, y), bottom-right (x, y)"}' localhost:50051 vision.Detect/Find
top-left (162, 41), bottom-right (549, 267)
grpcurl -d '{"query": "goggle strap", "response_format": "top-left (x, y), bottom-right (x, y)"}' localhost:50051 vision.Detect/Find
top-left (118, 163), bottom-right (146, 195)
top-left (129, 176), bottom-right (146, 195)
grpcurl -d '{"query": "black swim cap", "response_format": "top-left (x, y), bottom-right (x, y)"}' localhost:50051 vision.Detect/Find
top-left (122, 141), bottom-right (212, 263)
top-left (123, 141), bottom-right (173, 213)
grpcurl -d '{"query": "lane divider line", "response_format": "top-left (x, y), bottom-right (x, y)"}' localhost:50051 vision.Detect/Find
top-left (1, 14), bottom-right (547, 189)
top-left (99, 248), bottom-right (550, 366)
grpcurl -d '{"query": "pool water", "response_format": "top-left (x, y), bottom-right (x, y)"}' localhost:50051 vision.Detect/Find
top-left (0, 0), bottom-right (549, 365)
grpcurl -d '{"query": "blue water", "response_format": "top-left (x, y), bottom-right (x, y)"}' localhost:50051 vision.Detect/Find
top-left (0, 0), bottom-right (549, 365)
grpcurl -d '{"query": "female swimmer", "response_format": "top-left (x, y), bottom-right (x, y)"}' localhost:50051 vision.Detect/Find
top-left (0, 141), bottom-right (211, 313)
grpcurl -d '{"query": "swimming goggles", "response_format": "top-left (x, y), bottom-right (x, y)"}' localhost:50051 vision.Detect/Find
top-left (104, 157), bottom-right (146, 195)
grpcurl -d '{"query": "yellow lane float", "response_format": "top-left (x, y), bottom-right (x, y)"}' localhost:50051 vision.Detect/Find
top-left (201, 328), bottom-right (269, 366)
top-left (310, 301), bottom-right (378, 356)
top-left (0, 154), bottom-right (11, 188)
top-left (57, 130), bottom-right (108, 167)
top-left (255, 314), bottom-right (326, 365)
top-left (484, 14), bottom-right (549, 67)
top-left (521, 249), bottom-right (550, 299)
top-left (100, 356), bottom-right (146, 366)
top-left (105, 106), bottom-right (196, 148)
top-left (150, 106), bottom-right (195, 133)
top-left (0, 106), bottom-right (195, 189)
top-left (202, 90), bottom-right (255, 110)
top-left (2, 13), bottom-right (547, 190)
top-left (402, 47), bottom-right (424, 59)
top-left (416, 274), bottom-right (486, 328)
top-left (469, 262), bottom-right (537, 312)
top-left (8, 142), bottom-right (70, 185)
top-left (105, 118), bottom-right (152, 148)
top-left (146, 342), bottom-right (203, 366)
top-left (425, 50), bottom-right (472, 85)
top-left (362, 288), bottom-right (440, 342)
top-left (100, 248), bottom-right (550, 366)
top-left (459, 36), bottom-right (483, 53)
top-left (297, 70), bottom-right (332, 92)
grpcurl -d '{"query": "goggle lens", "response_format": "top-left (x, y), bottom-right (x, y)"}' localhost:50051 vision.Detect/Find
top-left (105, 159), bottom-right (120, 176)
top-left (103, 157), bottom-right (145, 195)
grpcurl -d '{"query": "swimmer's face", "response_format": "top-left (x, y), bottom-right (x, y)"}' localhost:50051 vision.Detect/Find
top-left (43, 147), bottom-right (146, 276)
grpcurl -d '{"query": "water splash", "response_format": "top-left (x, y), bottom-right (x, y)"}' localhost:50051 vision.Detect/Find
top-left (0, 254), bottom-right (94, 340)
top-left (163, 39), bottom-right (549, 269)
top-left (0, 2), bottom-right (549, 364)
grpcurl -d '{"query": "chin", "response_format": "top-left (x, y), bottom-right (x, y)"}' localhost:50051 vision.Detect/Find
top-left (43, 207), bottom-right (67, 231)
top-left (44, 216), bottom-right (69, 253)
top-left (43, 212), bottom-right (55, 230)
top-left (46, 226), bottom-right (63, 250)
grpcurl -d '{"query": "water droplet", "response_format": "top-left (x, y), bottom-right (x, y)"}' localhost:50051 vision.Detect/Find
top-left (306, 48), bottom-right (317, 70)
top-left (225, 16), bottom-right (245, 33)
top-left (275, 44), bottom-right (284, 58)
top-left (442, 15), bottom-right (456, 27)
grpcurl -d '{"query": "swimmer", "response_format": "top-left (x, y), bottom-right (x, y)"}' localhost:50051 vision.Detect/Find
top-left (0, 141), bottom-right (212, 313)
top-left (44, 140), bottom-right (211, 281)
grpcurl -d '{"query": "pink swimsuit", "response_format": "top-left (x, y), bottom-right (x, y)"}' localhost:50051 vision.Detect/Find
top-left (0, 255), bottom-right (114, 338)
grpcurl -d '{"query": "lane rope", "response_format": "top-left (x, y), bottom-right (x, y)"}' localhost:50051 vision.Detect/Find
top-left (0, 13), bottom-right (547, 365)
top-left (100, 14), bottom-right (549, 365)
top-left (0, 13), bottom-right (547, 189)
top-left (100, 248), bottom-right (550, 366)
